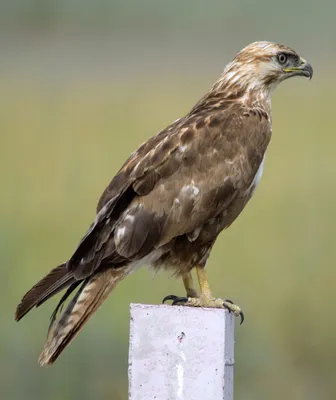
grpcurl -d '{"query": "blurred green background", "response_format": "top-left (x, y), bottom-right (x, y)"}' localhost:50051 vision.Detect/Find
top-left (1, 1), bottom-right (335, 399)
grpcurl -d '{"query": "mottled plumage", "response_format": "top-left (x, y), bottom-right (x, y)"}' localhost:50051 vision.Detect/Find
top-left (15, 41), bottom-right (313, 365)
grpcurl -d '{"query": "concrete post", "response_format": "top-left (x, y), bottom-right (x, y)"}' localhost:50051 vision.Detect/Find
top-left (128, 303), bottom-right (235, 400)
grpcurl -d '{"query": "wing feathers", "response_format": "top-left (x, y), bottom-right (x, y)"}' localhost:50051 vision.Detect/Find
top-left (115, 207), bottom-right (163, 259)
top-left (67, 188), bottom-right (136, 279)
top-left (15, 263), bottom-right (74, 321)
top-left (65, 106), bottom-right (270, 279)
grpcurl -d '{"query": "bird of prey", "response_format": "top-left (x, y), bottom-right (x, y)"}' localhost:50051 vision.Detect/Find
top-left (15, 41), bottom-right (313, 365)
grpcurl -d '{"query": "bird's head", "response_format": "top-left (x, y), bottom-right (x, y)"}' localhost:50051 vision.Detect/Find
top-left (218, 41), bottom-right (313, 100)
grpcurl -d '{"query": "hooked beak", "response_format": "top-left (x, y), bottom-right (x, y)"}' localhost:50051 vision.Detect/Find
top-left (283, 57), bottom-right (313, 80)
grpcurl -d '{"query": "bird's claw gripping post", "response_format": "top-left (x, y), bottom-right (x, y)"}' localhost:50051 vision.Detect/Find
top-left (162, 294), bottom-right (244, 324)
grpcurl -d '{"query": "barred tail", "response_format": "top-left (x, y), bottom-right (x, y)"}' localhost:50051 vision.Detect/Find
top-left (39, 268), bottom-right (126, 366)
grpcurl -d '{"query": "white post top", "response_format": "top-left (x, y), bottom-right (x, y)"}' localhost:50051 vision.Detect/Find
top-left (128, 303), bottom-right (235, 400)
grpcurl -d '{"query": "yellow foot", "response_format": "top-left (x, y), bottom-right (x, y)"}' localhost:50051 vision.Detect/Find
top-left (162, 295), bottom-right (244, 324)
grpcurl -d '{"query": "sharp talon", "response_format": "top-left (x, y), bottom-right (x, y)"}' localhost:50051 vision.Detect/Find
top-left (223, 299), bottom-right (244, 324)
top-left (172, 297), bottom-right (188, 306)
top-left (223, 303), bottom-right (232, 313)
top-left (162, 295), bottom-right (178, 304)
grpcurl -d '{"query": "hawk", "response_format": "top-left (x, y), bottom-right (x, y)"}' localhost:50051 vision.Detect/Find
top-left (15, 41), bottom-right (313, 365)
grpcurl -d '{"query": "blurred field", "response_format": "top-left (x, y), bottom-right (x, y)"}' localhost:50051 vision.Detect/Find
top-left (1, 70), bottom-right (335, 400)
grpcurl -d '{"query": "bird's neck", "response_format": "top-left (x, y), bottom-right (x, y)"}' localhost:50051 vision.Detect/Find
top-left (211, 63), bottom-right (275, 112)
top-left (240, 88), bottom-right (272, 115)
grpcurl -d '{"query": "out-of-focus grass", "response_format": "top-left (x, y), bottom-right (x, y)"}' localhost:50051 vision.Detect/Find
top-left (1, 76), bottom-right (335, 400)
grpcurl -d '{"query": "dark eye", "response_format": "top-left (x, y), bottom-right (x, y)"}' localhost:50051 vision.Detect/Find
top-left (277, 53), bottom-right (287, 65)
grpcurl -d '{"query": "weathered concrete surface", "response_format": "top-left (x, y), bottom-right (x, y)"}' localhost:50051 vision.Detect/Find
top-left (128, 303), bottom-right (235, 400)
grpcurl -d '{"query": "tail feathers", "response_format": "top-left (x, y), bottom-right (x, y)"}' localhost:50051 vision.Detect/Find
top-left (15, 263), bottom-right (74, 321)
top-left (48, 280), bottom-right (83, 332)
top-left (39, 268), bottom-right (126, 366)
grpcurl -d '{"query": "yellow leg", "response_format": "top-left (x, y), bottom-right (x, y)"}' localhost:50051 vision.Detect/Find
top-left (196, 266), bottom-right (213, 299)
top-left (182, 272), bottom-right (198, 298)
